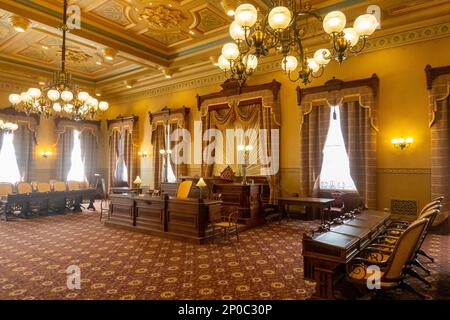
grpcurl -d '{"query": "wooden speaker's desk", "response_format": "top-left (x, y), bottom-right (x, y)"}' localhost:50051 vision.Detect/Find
top-left (106, 193), bottom-right (222, 243)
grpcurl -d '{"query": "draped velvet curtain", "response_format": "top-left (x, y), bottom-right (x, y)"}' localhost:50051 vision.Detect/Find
top-left (299, 105), bottom-right (331, 197)
top-left (80, 130), bottom-right (98, 185)
top-left (201, 99), bottom-right (281, 203)
top-left (56, 129), bottom-right (74, 181)
top-left (14, 124), bottom-right (35, 182)
top-left (169, 122), bottom-right (188, 179)
top-left (152, 124), bottom-right (166, 189)
top-left (340, 101), bottom-right (377, 209)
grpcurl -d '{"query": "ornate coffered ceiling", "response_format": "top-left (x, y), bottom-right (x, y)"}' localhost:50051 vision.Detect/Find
top-left (0, 0), bottom-right (449, 98)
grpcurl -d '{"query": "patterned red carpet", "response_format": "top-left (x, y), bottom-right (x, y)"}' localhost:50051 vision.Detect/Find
top-left (0, 211), bottom-right (448, 300)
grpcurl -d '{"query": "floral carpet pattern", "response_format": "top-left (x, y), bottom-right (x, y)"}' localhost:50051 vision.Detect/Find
top-left (0, 211), bottom-right (448, 300)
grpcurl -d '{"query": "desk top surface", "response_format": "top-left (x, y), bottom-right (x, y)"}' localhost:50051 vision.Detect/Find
top-left (278, 197), bottom-right (334, 204)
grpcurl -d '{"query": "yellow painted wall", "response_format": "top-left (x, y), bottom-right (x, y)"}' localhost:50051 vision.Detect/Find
top-left (1, 36), bottom-right (450, 211)
top-left (106, 36), bottom-right (450, 211)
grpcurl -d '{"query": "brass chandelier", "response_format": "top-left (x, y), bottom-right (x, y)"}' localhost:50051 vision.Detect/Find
top-left (8, 0), bottom-right (109, 121)
top-left (217, 1), bottom-right (378, 86)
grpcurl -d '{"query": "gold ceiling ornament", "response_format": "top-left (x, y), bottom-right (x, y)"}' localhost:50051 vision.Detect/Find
top-left (103, 47), bottom-right (117, 61)
top-left (140, 5), bottom-right (187, 30)
top-left (58, 48), bottom-right (92, 64)
top-left (220, 0), bottom-right (239, 17)
top-left (8, 0), bottom-right (109, 121)
top-left (217, 1), bottom-right (378, 86)
top-left (9, 15), bottom-right (31, 33)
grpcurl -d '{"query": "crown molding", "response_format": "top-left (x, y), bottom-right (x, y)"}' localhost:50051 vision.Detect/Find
top-left (106, 21), bottom-right (450, 104)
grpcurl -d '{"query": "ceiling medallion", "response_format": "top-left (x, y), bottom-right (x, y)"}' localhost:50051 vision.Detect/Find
top-left (140, 5), bottom-right (187, 30)
top-left (217, 1), bottom-right (378, 86)
top-left (8, 0), bottom-right (109, 121)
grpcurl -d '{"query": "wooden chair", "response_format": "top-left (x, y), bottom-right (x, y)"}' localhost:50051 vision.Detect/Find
top-left (37, 182), bottom-right (51, 193)
top-left (346, 218), bottom-right (429, 299)
top-left (209, 207), bottom-right (240, 243)
top-left (99, 178), bottom-right (110, 222)
top-left (176, 180), bottom-right (192, 199)
top-left (0, 183), bottom-right (13, 197)
top-left (53, 181), bottom-right (67, 192)
top-left (369, 208), bottom-right (440, 287)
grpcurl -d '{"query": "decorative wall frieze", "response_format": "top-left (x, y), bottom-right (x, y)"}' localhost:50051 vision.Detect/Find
top-left (108, 21), bottom-right (450, 104)
top-left (377, 168), bottom-right (431, 175)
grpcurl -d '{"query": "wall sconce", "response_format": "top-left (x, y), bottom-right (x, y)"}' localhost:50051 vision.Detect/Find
top-left (40, 150), bottom-right (53, 158)
top-left (391, 137), bottom-right (413, 150)
top-left (138, 151), bottom-right (149, 158)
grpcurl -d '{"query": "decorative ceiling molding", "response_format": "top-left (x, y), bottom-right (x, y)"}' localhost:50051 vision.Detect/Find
top-left (107, 21), bottom-right (450, 104)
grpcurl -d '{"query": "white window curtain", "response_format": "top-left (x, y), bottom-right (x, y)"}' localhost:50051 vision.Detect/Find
top-left (67, 130), bottom-right (86, 182)
top-left (0, 133), bottom-right (21, 183)
top-left (319, 106), bottom-right (357, 191)
top-left (165, 125), bottom-right (176, 183)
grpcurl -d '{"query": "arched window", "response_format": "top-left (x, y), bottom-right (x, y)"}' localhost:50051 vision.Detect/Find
top-left (319, 106), bottom-right (357, 191)
top-left (67, 130), bottom-right (86, 182)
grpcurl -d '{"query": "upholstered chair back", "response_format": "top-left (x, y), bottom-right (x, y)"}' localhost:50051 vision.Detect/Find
top-left (384, 218), bottom-right (427, 280)
top-left (17, 182), bottom-right (33, 194)
top-left (67, 181), bottom-right (80, 191)
top-left (176, 180), bottom-right (192, 199)
top-left (53, 181), bottom-right (67, 192)
top-left (0, 183), bottom-right (13, 196)
top-left (37, 182), bottom-right (51, 193)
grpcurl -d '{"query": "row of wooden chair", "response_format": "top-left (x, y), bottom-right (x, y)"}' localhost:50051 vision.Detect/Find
top-left (0, 181), bottom-right (90, 197)
top-left (346, 196), bottom-right (444, 299)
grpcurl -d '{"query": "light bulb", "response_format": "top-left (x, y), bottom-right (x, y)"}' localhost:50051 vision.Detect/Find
top-left (343, 27), bottom-right (359, 46)
top-left (244, 54), bottom-right (258, 71)
top-left (20, 92), bottom-right (32, 102)
top-left (234, 4), bottom-right (258, 28)
top-left (98, 101), bottom-right (109, 111)
top-left (237, 145), bottom-right (245, 151)
top-left (218, 54), bottom-right (231, 71)
top-left (160, 149), bottom-right (166, 155)
top-left (354, 14), bottom-right (378, 36)
top-left (222, 42), bottom-right (240, 60)
top-left (268, 6), bottom-right (291, 30)
top-left (64, 104), bottom-right (74, 112)
top-left (229, 21), bottom-right (248, 41)
top-left (90, 98), bottom-right (99, 107)
top-left (52, 102), bottom-right (62, 112)
top-left (323, 11), bottom-right (346, 34)
top-left (47, 89), bottom-right (60, 102)
top-left (307, 58), bottom-right (320, 73)
top-left (9, 94), bottom-right (22, 105)
top-left (313, 49), bottom-right (331, 65)
top-left (28, 88), bottom-right (41, 99)
top-left (61, 90), bottom-right (73, 102)
top-left (281, 55), bottom-right (298, 72)
top-left (78, 91), bottom-right (90, 102)
top-left (406, 137), bottom-right (414, 143)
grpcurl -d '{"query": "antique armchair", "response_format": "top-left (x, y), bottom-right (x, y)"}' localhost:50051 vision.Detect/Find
top-left (176, 180), bottom-right (193, 199)
top-left (346, 218), bottom-right (428, 299)
top-left (209, 207), bottom-right (240, 243)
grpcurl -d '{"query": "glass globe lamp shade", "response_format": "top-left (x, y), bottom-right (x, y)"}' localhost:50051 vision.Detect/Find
top-left (354, 14), bottom-right (378, 36)
top-left (28, 88), bottom-right (41, 99)
top-left (313, 49), bottom-right (331, 65)
top-left (234, 4), bottom-right (258, 28)
top-left (9, 94), bottom-right (21, 105)
top-left (52, 102), bottom-right (62, 112)
top-left (307, 58), bottom-right (320, 73)
top-left (20, 92), bottom-right (32, 102)
top-left (99, 101), bottom-right (109, 111)
top-left (245, 54), bottom-right (258, 71)
top-left (64, 104), bottom-right (74, 113)
top-left (281, 55), bottom-right (298, 72)
top-left (61, 90), bottom-right (74, 102)
top-left (78, 91), bottom-right (90, 102)
top-left (229, 21), bottom-right (247, 41)
top-left (222, 42), bottom-right (240, 60)
top-left (268, 6), bottom-right (291, 30)
top-left (47, 89), bottom-right (60, 102)
top-left (218, 55), bottom-right (232, 71)
top-left (90, 98), bottom-right (99, 107)
top-left (323, 11), bottom-right (346, 34)
top-left (343, 27), bottom-right (360, 46)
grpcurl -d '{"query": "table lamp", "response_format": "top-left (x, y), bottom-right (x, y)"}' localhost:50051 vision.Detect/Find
top-left (196, 177), bottom-right (207, 199)
top-left (133, 176), bottom-right (142, 187)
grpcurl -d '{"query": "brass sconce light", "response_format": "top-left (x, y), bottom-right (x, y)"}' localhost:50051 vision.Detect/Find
top-left (391, 137), bottom-right (413, 150)
top-left (40, 150), bottom-right (53, 158)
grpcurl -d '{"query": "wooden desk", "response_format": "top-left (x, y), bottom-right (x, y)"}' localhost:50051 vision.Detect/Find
top-left (106, 194), bottom-right (222, 243)
top-left (110, 187), bottom-right (142, 195)
top-left (278, 197), bottom-right (334, 221)
top-left (302, 210), bottom-right (391, 299)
